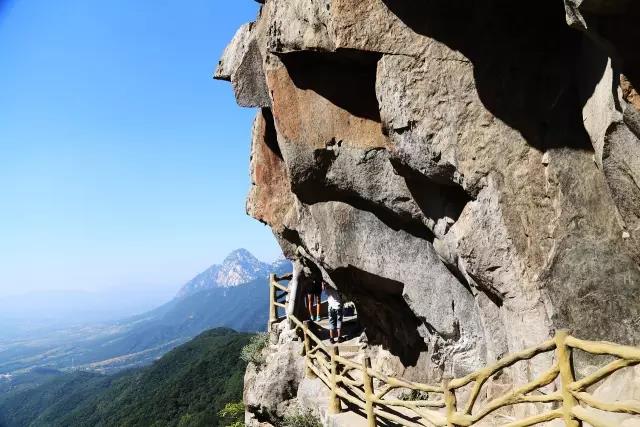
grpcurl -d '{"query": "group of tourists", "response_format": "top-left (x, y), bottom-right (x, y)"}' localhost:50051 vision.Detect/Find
top-left (306, 280), bottom-right (344, 344)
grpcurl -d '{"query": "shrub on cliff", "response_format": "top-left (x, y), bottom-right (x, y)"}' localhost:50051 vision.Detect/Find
top-left (282, 408), bottom-right (322, 427)
top-left (399, 389), bottom-right (430, 401)
top-left (240, 332), bottom-right (269, 367)
top-left (218, 401), bottom-right (244, 427)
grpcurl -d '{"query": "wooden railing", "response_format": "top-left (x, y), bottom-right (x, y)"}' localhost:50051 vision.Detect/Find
top-left (268, 272), bottom-right (292, 330)
top-left (289, 313), bottom-right (447, 427)
top-left (269, 274), bottom-right (640, 426)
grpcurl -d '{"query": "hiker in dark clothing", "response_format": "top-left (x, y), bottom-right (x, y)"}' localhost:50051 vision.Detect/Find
top-left (306, 279), bottom-right (322, 321)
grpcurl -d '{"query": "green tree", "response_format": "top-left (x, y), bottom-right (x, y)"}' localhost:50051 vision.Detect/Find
top-left (218, 401), bottom-right (244, 427)
top-left (0, 329), bottom-right (253, 427)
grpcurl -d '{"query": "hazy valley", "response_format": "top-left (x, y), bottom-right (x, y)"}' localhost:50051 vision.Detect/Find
top-left (0, 249), bottom-right (289, 384)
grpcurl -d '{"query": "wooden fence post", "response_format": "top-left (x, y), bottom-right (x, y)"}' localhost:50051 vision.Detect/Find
top-left (303, 321), bottom-right (316, 379)
top-left (268, 274), bottom-right (277, 331)
top-left (328, 346), bottom-right (341, 414)
top-left (362, 356), bottom-right (376, 427)
top-left (556, 330), bottom-right (581, 427)
top-left (443, 377), bottom-right (458, 427)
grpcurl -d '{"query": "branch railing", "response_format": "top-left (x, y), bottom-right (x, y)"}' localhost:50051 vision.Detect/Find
top-left (268, 272), bottom-right (292, 330)
top-left (289, 312), bottom-right (449, 427)
top-left (269, 273), bottom-right (640, 426)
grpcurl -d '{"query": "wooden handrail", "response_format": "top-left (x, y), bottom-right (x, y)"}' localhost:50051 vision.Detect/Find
top-left (372, 397), bottom-right (445, 409)
top-left (366, 368), bottom-right (443, 394)
top-left (328, 346), bottom-right (341, 414)
top-left (503, 409), bottom-right (563, 427)
top-left (362, 356), bottom-right (376, 427)
top-left (566, 335), bottom-right (640, 360)
top-left (570, 358), bottom-right (640, 391)
top-left (275, 273), bottom-right (293, 281)
top-left (273, 281), bottom-right (289, 293)
top-left (268, 272), bottom-right (640, 426)
top-left (465, 364), bottom-right (560, 425)
top-left (557, 331), bottom-right (580, 427)
top-left (449, 338), bottom-right (556, 389)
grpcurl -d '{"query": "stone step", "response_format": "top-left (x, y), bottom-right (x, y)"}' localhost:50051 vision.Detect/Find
top-left (335, 344), bottom-right (360, 354)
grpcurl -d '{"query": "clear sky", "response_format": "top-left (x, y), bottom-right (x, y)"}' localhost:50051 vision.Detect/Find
top-left (0, 0), bottom-right (280, 299)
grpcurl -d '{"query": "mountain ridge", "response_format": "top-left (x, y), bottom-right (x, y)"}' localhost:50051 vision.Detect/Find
top-left (176, 248), bottom-right (275, 298)
top-left (0, 249), bottom-right (291, 376)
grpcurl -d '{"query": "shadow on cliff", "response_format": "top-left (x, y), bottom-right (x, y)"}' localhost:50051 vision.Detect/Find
top-left (330, 266), bottom-right (428, 367)
top-left (279, 50), bottom-right (382, 123)
top-left (573, 4), bottom-right (640, 121)
top-left (275, 52), bottom-right (442, 240)
top-left (392, 159), bottom-right (472, 225)
top-left (590, 2), bottom-right (640, 89)
top-left (277, 47), bottom-right (476, 241)
top-left (261, 108), bottom-right (283, 160)
top-left (380, 0), bottom-right (595, 152)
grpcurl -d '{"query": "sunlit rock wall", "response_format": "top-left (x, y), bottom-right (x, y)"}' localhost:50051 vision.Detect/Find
top-left (216, 0), bottom-right (640, 420)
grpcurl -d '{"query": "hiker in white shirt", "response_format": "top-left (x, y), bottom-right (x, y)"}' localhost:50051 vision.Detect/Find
top-left (322, 282), bottom-right (343, 344)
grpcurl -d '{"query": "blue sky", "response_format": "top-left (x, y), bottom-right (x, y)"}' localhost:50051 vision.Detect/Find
top-left (0, 0), bottom-right (280, 298)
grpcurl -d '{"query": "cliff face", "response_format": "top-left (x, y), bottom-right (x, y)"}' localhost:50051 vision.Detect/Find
top-left (216, 0), bottom-right (640, 421)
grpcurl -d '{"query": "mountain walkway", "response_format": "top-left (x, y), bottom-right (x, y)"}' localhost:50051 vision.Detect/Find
top-left (268, 273), bottom-right (640, 427)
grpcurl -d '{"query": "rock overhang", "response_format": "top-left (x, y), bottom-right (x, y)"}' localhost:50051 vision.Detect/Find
top-left (215, 0), bottom-right (640, 399)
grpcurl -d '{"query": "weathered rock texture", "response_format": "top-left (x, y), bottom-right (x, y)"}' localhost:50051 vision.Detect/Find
top-left (216, 0), bottom-right (640, 421)
top-left (244, 325), bottom-right (305, 426)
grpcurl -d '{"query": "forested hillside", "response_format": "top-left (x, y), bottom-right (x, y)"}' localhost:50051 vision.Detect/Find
top-left (0, 328), bottom-right (250, 427)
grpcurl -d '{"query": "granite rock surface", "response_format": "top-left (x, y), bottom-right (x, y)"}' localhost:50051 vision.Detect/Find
top-left (216, 0), bottom-right (640, 421)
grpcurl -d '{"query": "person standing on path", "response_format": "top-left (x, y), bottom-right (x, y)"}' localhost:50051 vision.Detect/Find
top-left (306, 278), bottom-right (322, 321)
top-left (323, 282), bottom-right (343, 344)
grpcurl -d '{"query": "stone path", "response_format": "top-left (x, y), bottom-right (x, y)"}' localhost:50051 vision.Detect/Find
top-left (306, 314), bottom-right (362, 349)
top-left (299, 375), bottom-right (425, 427)
top-left (299, 315), bottom-right (419, 427)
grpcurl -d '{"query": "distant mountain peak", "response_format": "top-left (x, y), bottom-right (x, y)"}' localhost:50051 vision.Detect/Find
top-left (177, 249), bottom-right (286, 298)
top-left (217, 248), bottom-right (267, 288)
top-left (222, 248), bottom-right (260, 264)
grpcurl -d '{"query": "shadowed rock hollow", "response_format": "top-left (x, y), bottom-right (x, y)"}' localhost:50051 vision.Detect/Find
top-left (216, 0), bottom-right (640, 424)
